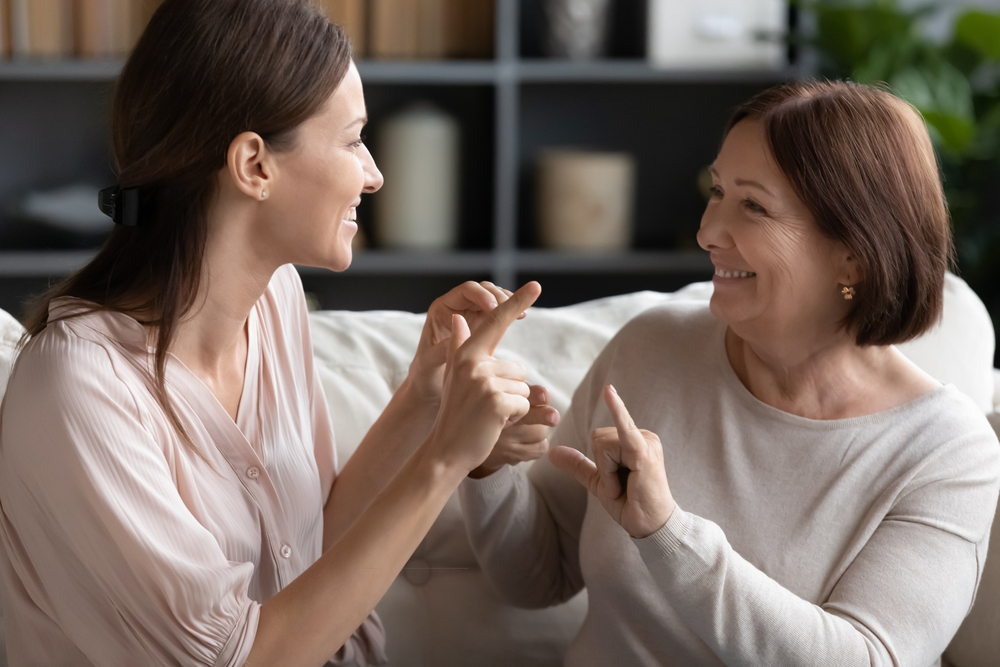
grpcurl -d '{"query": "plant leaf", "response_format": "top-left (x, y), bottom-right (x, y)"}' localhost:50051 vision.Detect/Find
top-left (955, 10), bottom-right (1000, 61)
top-left (890, 61), bottom-right (975, 119)
top-left (923, 111), bottom-right (977, 155)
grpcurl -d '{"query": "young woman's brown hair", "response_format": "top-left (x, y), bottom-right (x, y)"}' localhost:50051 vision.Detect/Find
top-left (725, 79), bottom-right (955, 346)
top-left (23, 0), bottom-right (352, 441)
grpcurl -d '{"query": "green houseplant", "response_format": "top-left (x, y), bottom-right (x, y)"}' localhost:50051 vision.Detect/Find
top-left (801, 0), bottom-right (1000, 343)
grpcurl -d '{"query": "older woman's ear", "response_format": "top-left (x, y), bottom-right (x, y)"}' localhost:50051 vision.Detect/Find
top-left (835, 249), bottom-right (864, 289)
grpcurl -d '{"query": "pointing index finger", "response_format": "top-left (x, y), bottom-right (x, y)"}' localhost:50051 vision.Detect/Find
top-left (466, 281), bottom-right (541, 355)
top-left (604, 385), bottom-right (638, 440)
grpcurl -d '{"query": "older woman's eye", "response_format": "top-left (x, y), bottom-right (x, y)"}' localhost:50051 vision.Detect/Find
top-left (743, 199), bottom-right (766, 214)
top-left (709, 185), bottom-right (723, 198)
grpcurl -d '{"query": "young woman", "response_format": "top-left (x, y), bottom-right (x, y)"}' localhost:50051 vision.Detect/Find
top-left (0, 1), bottom-right (556, 665)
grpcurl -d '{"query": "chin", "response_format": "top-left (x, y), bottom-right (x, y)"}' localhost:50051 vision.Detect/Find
top-left (708, 292), bottom-right (738, 323)
top-left (329, 250), bottom-right (353, 273)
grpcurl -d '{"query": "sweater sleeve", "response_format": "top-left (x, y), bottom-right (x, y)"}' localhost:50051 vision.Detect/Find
top-left (633, 431), bottom-right (1000, 667)
top-left (458, 333), bottom-right (621, 609)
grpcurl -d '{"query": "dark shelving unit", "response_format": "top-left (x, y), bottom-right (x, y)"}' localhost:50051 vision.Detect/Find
top-left (0, 0), bottom-right (796, 315)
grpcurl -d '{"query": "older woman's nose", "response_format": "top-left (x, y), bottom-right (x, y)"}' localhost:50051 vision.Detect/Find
top-left (697, 206), bottom-right (733, 252)
top-left (362, 145), bottom-right (384, 194)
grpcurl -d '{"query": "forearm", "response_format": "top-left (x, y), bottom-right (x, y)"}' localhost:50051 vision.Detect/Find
top-left (322, 376), bottom-right (438, 550)
top-left (633, 507), bottom-right (974, 667)
top-left (460, 464), bottom-right (584, 608)
top-left (249, 445), bottom-right (464, 667)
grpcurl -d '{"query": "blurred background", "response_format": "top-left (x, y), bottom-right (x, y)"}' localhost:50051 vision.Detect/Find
top-left (0, 0), bottom-right (998, 339)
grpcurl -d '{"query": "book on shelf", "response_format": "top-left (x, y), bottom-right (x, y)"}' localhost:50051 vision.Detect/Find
top-left (443, 0), bottom-right (494, 59)
top-left (6, 0), bottom-right (73, 59)
top-left (0, 0), bottom-right (161, 60)
top-left (0, 0), bottom-right (11, 59)
top-left (370, 0), bottom-right (494, 60)
top-left (312, 0), bottom-right (366, 56)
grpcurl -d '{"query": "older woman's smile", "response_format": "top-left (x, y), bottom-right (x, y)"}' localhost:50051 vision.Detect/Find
top-left (714, 267), bottom-right (757, 279)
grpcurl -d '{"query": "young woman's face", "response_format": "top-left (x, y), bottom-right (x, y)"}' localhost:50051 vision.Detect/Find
top-left (697, 119), bottom-right (852, 342)
top-left (268, 61), bottom-right (382, 271)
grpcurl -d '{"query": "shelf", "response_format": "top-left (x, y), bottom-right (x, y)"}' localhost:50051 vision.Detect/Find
top-left (513, 250), bottom-right (712, 273)
top-left (0, 59), bottom-right (503, 84)
top-left (297, 250), bottom-right (495, 275)
top-left (356, 60), bottom-right (498, 84)
top-left (0, 59), bottom-right (123, 81)
top-left (0, 249), bottom-right (712, 278)
top-left (514, 60), bottom-right (798, 84)
top-left (0, 58), bottom-right (798, 86)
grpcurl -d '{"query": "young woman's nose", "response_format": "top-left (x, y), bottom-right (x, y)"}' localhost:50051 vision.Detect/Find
top-left (361, 144), bottom-right (384, 194)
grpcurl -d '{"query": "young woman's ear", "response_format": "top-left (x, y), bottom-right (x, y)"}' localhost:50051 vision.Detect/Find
top-left (226, 132), bottom-right (273, 201)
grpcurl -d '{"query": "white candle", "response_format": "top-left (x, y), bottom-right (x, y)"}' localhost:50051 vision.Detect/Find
top-left (374, 104), bottom-right (461, 250)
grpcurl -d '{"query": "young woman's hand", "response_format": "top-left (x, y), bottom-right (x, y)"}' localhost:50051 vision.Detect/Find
top-left (425, 282), bottom-right (542, 474)
top-left (469, 384), bottom-right (560, 479)
top-left (408, 281), bottom-right (527, 404)
top-left (549, 385), bottom-right (676, 539)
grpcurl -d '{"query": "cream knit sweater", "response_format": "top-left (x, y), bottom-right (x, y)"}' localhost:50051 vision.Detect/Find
top-left (459, 301), bottom-right (1000, 666)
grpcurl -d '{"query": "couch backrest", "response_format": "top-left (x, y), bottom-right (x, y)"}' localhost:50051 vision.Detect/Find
top-left (0, 274), bottom-right (997, 667)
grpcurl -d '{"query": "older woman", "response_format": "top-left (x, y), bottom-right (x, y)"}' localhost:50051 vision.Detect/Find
top-left (460, 80), bottom-right (1000, 666)
top-left (0, 1), bottom-right (550, 666)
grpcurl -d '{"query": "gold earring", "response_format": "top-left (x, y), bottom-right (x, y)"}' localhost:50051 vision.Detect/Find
top-left (841, 285), bottom-right (855, 300)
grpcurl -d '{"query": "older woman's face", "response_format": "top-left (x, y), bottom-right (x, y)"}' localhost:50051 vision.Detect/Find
top-left (697, 120), bottom-right (851, 340)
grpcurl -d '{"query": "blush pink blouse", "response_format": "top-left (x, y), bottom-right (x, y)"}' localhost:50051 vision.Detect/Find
top-left (0, 264), bottom-right (386, 666)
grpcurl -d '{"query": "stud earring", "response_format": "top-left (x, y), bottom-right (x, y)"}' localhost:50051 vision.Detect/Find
top-left (260, 190), bottom-right (267, 200)
top-left (841, 285), bottom-right (855, 300)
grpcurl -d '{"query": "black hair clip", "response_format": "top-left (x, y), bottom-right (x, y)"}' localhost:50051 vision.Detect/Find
top-left (98, 185), bottom-right (143, 227)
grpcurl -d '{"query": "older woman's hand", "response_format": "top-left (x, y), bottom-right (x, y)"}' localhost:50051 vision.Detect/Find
top-left (469, 384), bottom-right (561, 479)
top-left (550, 385), bottom-right (676, 539)
top-left (408, 281), bottom-right (527, 403)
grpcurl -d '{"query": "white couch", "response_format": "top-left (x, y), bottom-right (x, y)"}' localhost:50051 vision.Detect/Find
top-left (0, 276), bottom-right (998, 666)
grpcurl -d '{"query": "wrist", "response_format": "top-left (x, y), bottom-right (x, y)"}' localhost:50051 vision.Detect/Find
top-left (396, 374), bottom-right (441, 415)
top-left (413, 435), bottom-right (473, 489)
top-left (404, 361), bottom-right (444, 405)
top-left (632, 496), bottom-right (678, 540)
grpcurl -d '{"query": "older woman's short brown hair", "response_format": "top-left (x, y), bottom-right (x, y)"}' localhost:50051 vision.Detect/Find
top-left (727, 79), bottom-right (954, 346)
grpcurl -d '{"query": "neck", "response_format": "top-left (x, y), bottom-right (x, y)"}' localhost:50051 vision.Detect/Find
top-left (168, 193), bottom-right (279, 378)
top-left (725, 325), bottom-right (895, 420)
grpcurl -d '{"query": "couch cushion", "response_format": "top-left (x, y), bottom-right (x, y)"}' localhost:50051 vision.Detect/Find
top-left (0, 308), bottom-right (22, 400)
top-left (0, 307), bottom-right (20, 667)
top-left (943, 412), bottom-right (1000, 667)
top-left (895, 273), bottom-right (995, 412)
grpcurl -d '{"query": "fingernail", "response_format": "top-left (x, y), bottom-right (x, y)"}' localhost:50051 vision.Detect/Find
top-left (609, 384), bottom-right (618, 396)
top-left (491, 300), bottom-right (499, 309)
top-left (547, 411), bottom-right (561, 426)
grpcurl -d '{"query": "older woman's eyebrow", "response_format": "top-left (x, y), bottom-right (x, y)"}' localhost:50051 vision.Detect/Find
top-left (708, 165), bottom-right (773, 196)
top-left (734, 179), bottom-right (773, 195)
top-left (346, 115), bottom-right (368, 129)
